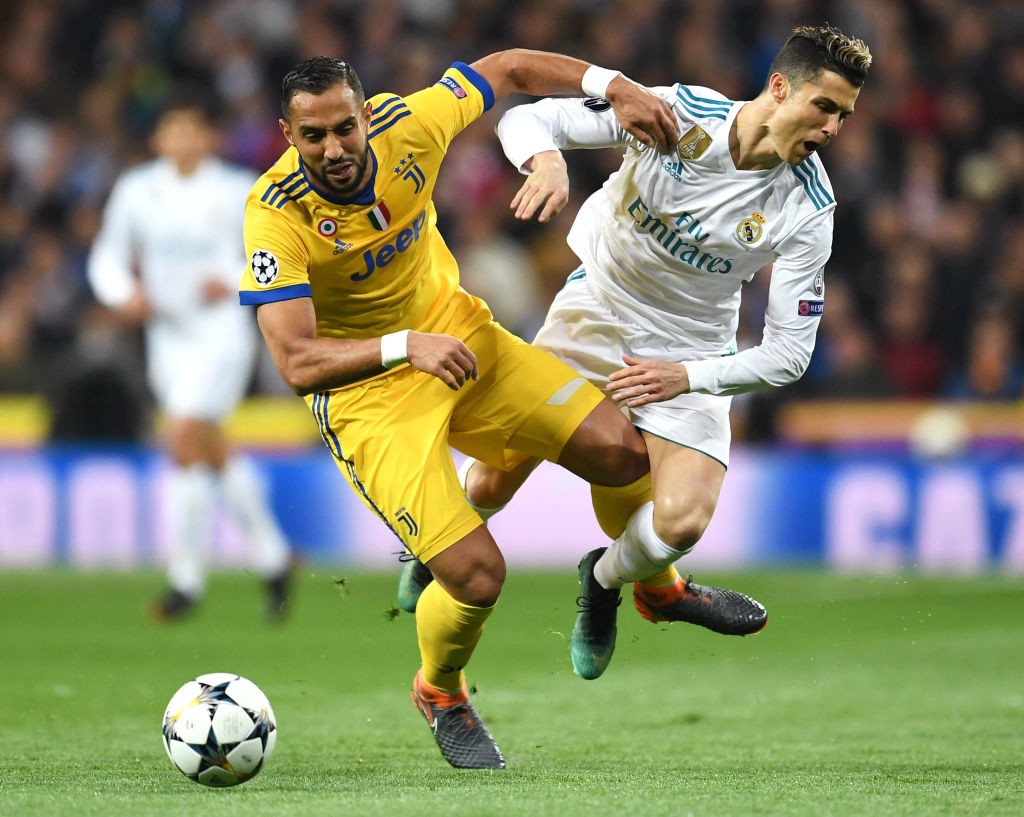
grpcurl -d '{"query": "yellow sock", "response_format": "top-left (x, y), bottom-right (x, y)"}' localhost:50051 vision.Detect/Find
top-left (415, 580), bottom-right (494, 693)
top-left (590, 473), bottom-right (653, 539)
top-left (637, 565), bottom-right (680, 588)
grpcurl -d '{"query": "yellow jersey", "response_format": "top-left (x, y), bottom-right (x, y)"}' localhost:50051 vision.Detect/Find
top-left (240, 62), bottom-right (495, 342)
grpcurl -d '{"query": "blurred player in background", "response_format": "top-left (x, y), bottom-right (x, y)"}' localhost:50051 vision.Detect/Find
top-left (87, 94), bottom-right (293, 622)
top-left (241, 50), bottom-right (678, 769)
top-left (420, 24), bottom-right (873, 680)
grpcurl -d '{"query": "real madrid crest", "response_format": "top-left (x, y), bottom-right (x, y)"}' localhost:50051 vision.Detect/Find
top-left (735, 212), bottom-right (766, 245)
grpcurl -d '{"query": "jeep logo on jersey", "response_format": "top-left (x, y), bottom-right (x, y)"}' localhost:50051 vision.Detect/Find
top-left (317, 218), bottom-right (338, 237)
top-left (353, 209), bottom-right (428, 282)
top-left (250, 249), bottom-right (279, 286)
top-left (677, 125), bottom-right (712, 160)
top-left (583, 98), bottom-right (611, 112)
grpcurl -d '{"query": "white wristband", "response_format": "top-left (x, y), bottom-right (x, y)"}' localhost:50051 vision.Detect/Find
top-left (380, 330), bottom-right (409, 369)
top-left (581, 65), bottom-right (621, 99)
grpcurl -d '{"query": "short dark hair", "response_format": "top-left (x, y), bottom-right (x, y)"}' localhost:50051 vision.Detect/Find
top-left (766, 24), bottom-right (872, 91)
top-left (280, 57), bottom-right (365, 118)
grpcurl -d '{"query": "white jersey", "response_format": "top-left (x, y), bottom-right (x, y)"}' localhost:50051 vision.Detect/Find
top-left (497, 85), bottom-right (833, 397)
top-left (88, 157), bottom-right (259, 419)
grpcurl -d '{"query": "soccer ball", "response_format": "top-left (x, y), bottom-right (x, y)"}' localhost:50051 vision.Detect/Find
top-left (161, 672), bottom-right (277, 787)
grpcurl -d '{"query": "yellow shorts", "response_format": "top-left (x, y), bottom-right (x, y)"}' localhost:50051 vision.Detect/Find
top-left (306, 321), bottom-right (603, 562)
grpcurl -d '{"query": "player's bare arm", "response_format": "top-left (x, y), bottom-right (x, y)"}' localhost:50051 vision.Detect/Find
top-left (606, 353), bottom-right (691, 407)
top-left (470, 49), bottom-right (678, 152)
top-left (256, 297), bottom-right (477, 396)
top-left (511, 150), bottom-right (569, 223)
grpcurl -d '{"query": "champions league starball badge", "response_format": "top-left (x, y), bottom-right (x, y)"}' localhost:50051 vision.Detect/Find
top-left (250, 249), bottom-right (280, 286)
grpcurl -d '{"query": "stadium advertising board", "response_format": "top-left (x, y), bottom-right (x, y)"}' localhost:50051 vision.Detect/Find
top-left (0, 447), bottom-right (1021, 573)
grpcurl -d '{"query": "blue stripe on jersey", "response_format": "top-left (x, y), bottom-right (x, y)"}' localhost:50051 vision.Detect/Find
top-left (677, 85), bottom-right (732, 111)
top-left (310, 393), bottom-right (412, 546)
top-left (311, 393), bottom-right (327, 453)
top-left (372, 95), bottom-right (405, 119)
top-left (310, 391), bottom-right (407, 544)
top-left (676, 86), bottom-right (731, 120)
top-left (262, 180), bottom-right (311, 208)
top-left (368, 109), bottom-right (411, 139)
top-left (452, 61), bottom-right (494, 111)
top-left (566, 266), bottom-right (587, 284)
top-left (790, 162), bottom-right (833, 210)
top-left (312, 392), bottom-right (343, 459)
top-left (261, 170), bottom-right (303, 206)
top-left (803, 158), bottom-right (834, 207)
top-left (340, 456), bottom-right (406, 543)
top-left (370, 96), bottom-right (410, 132)
top-left (278, 185), bottom-right (310, 206)
top-left (280, 173), bottom-right (307, 194)
top-left (239, 283), bottom-right (312, 305)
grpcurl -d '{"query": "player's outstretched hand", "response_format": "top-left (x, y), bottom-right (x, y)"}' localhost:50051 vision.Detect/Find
top-left (511, 151), bottom-right (570, 223)
top-left (407, 330), bottom-right (479, 390)
top-left (605, 77), bottom-right (679, 153)
top-left (606, 353), bottom-right (690, 407)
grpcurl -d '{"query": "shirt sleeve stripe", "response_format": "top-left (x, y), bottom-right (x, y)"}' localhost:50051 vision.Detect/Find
top-left (451, 61), bottom-right (494, 111)
top-left (790, 163), bottom-right (833, 210)
top-left (239, 283), bottom-right (312, 305)
top-left (372, 95), bottom-right (405, 119)
top-left (676, 86), bottom-right (731, 120)
top-left (368, 109), bottom-right (411, 139)
top-left (371, 102), bottom-right (410, 130)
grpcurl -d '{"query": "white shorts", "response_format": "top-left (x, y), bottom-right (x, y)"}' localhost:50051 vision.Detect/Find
top-left (146, 308), bottom-right (257, 422)
top-left (533, 270), bottom-right (732, 467)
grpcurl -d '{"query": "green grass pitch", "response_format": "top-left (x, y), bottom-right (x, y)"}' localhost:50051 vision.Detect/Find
top-left (1, 567), bottom-right (1022, 817)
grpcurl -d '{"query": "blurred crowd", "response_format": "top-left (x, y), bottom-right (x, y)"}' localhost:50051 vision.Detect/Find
top-left (0, 0), bottom-right (1022, 441)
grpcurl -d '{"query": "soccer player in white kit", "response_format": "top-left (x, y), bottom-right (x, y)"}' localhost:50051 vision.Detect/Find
top-left (451, 24), bottom-right (873, 679)
top-left (88, 97), bottom-right (293, 621)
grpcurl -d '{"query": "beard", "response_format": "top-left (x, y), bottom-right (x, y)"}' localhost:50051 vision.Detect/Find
top-left (309, 150), bottom-right (368, 197)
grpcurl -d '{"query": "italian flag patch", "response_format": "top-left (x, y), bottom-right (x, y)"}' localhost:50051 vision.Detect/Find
top-left (367, 201), bottom-right (391, 231)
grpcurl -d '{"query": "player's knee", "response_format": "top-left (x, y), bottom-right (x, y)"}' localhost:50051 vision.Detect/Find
top-left (447, 561), bottom-right (505, 607)
top-left (429, 544), bottom-right (506, 607)
top-left (462, 568), bottom-right (505, 608)
top-left (653, 501), bottom-right (713, 554)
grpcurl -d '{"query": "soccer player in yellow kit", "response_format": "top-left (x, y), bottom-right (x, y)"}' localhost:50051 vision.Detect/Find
top-left (240, 50), bottom-right (678, 769)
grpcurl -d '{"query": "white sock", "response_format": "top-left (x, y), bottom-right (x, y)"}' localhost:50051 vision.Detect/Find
top-left (593, 502), bottom-right (683, 589)
top-left (166, 464), bottom-right (217, 596)
top-left (219, 456), bottom-right (291, 578)
top-left (458, 457), bottom-right (505, 523)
